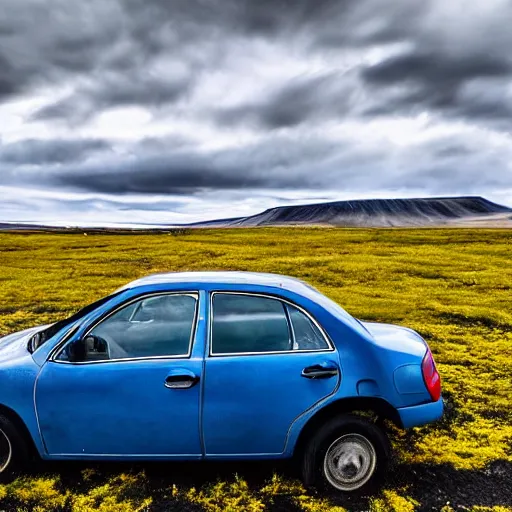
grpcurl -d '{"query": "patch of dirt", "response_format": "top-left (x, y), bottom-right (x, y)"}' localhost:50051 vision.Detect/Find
top-left (393, 460), bottom-right (512, 511)
top-left (23, 457), bottom-right (512, 511)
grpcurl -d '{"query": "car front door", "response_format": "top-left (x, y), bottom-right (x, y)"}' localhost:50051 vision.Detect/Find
top-left (35, 292), bottom-right (204, 458)
top-left (203, 292), bottom-right (340, 457)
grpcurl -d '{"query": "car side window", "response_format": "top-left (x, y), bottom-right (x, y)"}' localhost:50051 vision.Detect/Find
top-left (212, 294), bottom-right (291, 354)
top-left (285, 304), bottom-right (330, 350)
top-left (57, 294), bottom-right (197, 362)
top-left (211, 293), bottom-right (330, 355)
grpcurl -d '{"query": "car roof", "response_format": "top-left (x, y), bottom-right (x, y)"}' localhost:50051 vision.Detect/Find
top-left (116, 271), bottom-right (318, 295)
top-left (115, 271), bottom-right (362, 332)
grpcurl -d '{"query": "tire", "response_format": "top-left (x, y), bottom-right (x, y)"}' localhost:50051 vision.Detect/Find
top-left (301, 414), bottom-right (391, 495)
top-left (0, 414), bottom-right (29, 483)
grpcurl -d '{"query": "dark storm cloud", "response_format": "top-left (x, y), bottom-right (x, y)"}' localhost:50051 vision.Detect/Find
top-left (0, 139), bottom-right (110, 165)
top-left (0, 54), bottom-right (19, 98)
top-left (123, 0), bottom-right (351, 39)
top-left (362, 52), bottom-right (510, 87)
top-left (4, 0), bottom-right (512, 127)
top-left (360, 50), bottom-right (512, 118)
top-left (13, 130), bottom-right (503, 198)
top-left (2, 0), bottom-right (198, 115)
top-left (27, 0), bottom-right (345, 122)
top-left (0, 1), bottom-right (120, 99)
top-left (31, 69), bottom-right (194, 123)
top-left (50, 135), bottom-right (345, 194)
top-left (58, 163), bottom-right (266, 195)
top-left (5, 0), bottom-right (414, 123)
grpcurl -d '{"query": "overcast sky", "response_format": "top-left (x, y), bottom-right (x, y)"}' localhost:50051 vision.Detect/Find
top-left (1, 0), bottom-right (512, 226)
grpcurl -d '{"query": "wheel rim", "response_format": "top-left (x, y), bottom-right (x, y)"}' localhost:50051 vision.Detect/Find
top-left (0, 428), bottom-right (12, 473)
top-left (323, 433), bottom-right (377, 491)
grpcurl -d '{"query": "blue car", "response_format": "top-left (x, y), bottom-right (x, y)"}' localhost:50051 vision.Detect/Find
top-left (0, 272), bottom-right (442, 493)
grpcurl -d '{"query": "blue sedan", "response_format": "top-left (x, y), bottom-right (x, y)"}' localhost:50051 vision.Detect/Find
top-left (0, 272), bottom-right (443, 493)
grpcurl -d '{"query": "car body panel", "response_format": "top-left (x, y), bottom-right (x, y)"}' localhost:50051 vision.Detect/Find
top-left (35, 357), bottom-right (203, 457)
top-left (0, 327), bottom-right (47, 455)
top-left (33, 289), bottom-right (208, 459)
top-left (0, 326), bottom-right (46, 364)
top-left (203, 353), bottom-right (340, 456)
top-left (0, 272), bottom-right (443, 462)
top-left (398, 398), bottom-right (445, 428)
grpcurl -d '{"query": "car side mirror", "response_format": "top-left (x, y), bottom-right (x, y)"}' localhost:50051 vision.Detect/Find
top-left (67, 337), bottom-right (87, 362)
top-left (68, 335), bottom-right (108, 362)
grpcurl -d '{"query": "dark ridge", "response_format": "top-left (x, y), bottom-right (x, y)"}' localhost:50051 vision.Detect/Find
top-left (221, 196), bottom-right (512, 227)
top-left (186, 216), bottom-right (246, 227)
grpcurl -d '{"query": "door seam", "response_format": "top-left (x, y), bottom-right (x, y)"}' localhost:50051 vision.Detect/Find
top-left (33, 366), bottom-right (50, 455)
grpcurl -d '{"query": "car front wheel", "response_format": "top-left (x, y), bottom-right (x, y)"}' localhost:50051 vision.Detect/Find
top-left (0, 414), bottom-right (28, 482)
top-left (302, 414), bottom-right (391, 494)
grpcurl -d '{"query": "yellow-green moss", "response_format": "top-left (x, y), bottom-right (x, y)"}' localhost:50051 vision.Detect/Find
top-left (70, 473), bottom-right (152, 512)
top-left (5, 477), bottom-right (68, 512)
top-left (185, 476), bottom-right (265, 512)
top-left (260, 474), bottom-right (347, 512)
top-left (370, 490), bottom-right (419, 512)
top-left (0, 228), bottom-right (511, 510)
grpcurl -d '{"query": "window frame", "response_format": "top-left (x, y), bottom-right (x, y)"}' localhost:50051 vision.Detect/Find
top-left (208, 291), bottom-right (334, 357)
top-left (51, 291), bottom-right (200, 365)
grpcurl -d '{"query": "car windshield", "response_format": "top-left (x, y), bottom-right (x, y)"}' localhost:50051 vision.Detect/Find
top-left (28, 291), bottom-right (122, 353)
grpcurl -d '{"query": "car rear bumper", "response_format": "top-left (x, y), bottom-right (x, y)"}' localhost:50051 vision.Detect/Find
top-left (397, 397), bottom-right (444, 428)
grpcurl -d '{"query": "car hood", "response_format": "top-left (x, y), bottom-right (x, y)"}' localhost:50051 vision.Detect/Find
top-left (360, 321), bottom-right (427, 358)
top-left (0, 325), bottom-right (49, 363)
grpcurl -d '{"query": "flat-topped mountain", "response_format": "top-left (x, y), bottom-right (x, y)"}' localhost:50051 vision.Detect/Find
top-left (196, 196), bottom-right (512, 228)
top-left (1, 196), bottom-right (511, 231)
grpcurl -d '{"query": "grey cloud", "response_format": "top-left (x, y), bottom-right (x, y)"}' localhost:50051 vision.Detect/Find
top-left (432, 144), bottom-right (473, 159)
top-left (31, 69), bottom-right (194, 124)
top-left (1, 130), bottom-right (512, 218)
top-left (2, 0), bottom-right (512, 224)
top-left (0, 1), bottom-right (123, 98)
top-left (6, 129), bottom-right (509, 199)
top-left (362, 52), bottom-right (510, 87)
top-left (356, 4), bottom-right (512, 124)
top-left (0, 53), bottom-right (19, 97)
top-left (6, 0), bottom-right (512, 129)
top-left (57, 166), bottom-right (265, 195)
top-left (123, 0), bottom-right (351, 40)
top-left (52, 135), bottom-right (343, 194)
top-left (0, 139), bottom-right (111, 165)
top-left (215, 72), bottom-right (357, 129)
top-left (2, 0), bottom-right (197, 114)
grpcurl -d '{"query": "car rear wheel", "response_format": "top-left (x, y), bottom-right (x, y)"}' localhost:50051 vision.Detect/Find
top-left (302, 414), bottom-right (390, 495)
top-left (0, 414), bottom-right (28, 482)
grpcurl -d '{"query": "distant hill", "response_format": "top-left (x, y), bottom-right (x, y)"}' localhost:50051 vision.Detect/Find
top-left (1, 196), bottom-right (511, 231)
top-left (193, 196), bottom-right (512, 228)
top-left (0, 222), bottom-right (51, 231)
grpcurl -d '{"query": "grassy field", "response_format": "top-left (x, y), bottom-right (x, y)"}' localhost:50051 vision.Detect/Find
top-left (0, 228), bottom-right (511, 512)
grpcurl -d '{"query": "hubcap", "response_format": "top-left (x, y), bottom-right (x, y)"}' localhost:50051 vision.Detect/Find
top-left (0, 428), bottom-right (12, 473)
top-left (323, 433), bottom-right (377, 491)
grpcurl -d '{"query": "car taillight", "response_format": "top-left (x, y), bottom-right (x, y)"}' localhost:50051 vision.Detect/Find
top-left (422, 348), bottom-right (441, 401)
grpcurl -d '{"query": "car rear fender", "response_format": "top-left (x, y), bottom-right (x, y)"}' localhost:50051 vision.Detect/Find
top-left (285, 396), bottom-right (401, 458)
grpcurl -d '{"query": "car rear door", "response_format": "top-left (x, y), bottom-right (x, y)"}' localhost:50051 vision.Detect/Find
top-left (202, 292), bottom-right (340, 457)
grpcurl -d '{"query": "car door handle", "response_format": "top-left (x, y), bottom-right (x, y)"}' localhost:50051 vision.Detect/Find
top-left (164, 369), bottom-right (200, 389)
top-left (301, 364), bottom-right (339, 379)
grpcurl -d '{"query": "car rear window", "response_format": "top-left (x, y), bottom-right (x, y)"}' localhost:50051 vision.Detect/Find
top-left (285, 304), bottom-right (329, 350)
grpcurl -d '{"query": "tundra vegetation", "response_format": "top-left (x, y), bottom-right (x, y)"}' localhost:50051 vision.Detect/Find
top-left (0, 228), bottom-right (510, 512)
